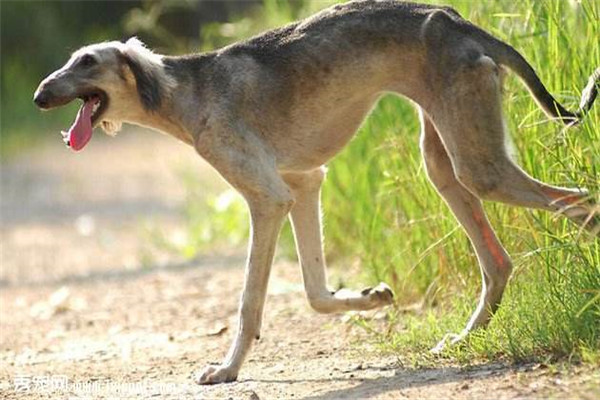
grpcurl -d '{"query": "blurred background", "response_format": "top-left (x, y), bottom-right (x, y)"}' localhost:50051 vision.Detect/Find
top-left (1, 0), bottom-right (599, 367)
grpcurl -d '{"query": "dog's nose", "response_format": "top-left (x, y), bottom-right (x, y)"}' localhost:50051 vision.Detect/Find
top-left (33, 89), bottom-right (50, 109)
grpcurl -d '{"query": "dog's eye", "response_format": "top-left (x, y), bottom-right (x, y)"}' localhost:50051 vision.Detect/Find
top-left (79, 54), bottom-right (97, 67)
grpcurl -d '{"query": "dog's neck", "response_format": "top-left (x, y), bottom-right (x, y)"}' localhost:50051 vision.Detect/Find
top-left (124, 53), bottom-right (216, 146)
top-left (128, 105), bottom-right (195, 145)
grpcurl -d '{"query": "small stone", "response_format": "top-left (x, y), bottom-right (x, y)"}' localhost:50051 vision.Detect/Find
top-left (248, 391), bottom-right (260, 400)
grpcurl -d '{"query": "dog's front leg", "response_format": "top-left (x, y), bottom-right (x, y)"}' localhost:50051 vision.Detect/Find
top-left (195, 129), bottom-right (293, 385)
top-left (197, 203), bottom-right (289, 384)
top-left (283, 169), bottom-right (394, 313)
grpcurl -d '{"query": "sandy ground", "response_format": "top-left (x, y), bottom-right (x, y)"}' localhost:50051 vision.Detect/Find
top-left (1, 129), bottom-right (599, 399)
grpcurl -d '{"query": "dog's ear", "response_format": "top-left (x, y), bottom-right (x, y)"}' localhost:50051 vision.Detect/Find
top-left (125, 37), bottom-right (147, 50)
top-left (120, 37), bottom-right (164, 111)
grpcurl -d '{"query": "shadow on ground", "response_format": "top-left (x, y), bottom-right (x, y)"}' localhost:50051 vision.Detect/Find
top-left (298, 363), bottom-right (511, 400)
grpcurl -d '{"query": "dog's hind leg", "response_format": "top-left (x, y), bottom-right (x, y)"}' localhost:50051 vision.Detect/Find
top-left (425, 52), bottom-right (598, 350)
top-left (194, 129), bottom-right (294, 384)
top-left (430, 53), bottom-right (599, 236)
top-left (282, 169), bottom-right (394, 313)
top-left (418, 111), bottom-right (513, 352)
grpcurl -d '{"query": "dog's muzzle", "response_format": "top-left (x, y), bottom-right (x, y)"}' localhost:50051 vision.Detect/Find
top-left (33, 87), bottom-right (51, 109)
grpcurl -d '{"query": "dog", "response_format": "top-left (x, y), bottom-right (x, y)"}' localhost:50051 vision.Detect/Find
top-left (34, 0), bottom-right (599, 384)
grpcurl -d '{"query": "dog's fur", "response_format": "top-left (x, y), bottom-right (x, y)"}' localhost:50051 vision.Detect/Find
top-left (34, 0), bottom-right (599, 384)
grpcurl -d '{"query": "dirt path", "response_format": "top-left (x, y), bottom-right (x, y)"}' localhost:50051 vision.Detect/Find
top-left (1, 130), bottom-right (598, 399)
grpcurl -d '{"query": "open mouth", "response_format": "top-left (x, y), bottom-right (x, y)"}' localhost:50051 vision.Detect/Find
top-left (61, 90), bottom-right (109, 151)
top-left (83, 91), bottom-right (108, 126)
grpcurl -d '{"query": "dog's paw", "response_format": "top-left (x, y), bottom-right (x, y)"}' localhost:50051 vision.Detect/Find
top-left (430, 331), bottom-right (467, 354)
top-left (362, 282), bottom-right (394, 306)
top-left (195, 365), bottom-right (238, 385)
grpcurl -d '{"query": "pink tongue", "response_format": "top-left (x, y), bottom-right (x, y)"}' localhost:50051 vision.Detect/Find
top-left (62, 98), bottom-right (97, 151)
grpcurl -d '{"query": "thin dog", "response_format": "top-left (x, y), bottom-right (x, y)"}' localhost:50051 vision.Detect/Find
top-left (34, 0), bottom-right (599, 384)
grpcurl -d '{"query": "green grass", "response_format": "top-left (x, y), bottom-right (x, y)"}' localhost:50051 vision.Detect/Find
top-left (179, 0), bottom-right (600, 366)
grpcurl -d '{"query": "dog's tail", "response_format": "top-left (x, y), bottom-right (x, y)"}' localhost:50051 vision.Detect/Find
top-left (475, 28), bottom-right (599, 126)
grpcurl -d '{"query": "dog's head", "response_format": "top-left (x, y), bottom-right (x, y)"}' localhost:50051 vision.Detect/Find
top-left (33, 38), bottom-right (173, 151)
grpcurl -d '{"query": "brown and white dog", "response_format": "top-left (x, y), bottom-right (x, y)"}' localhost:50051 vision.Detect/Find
top-left (34, 0), bottom-right (599, 384)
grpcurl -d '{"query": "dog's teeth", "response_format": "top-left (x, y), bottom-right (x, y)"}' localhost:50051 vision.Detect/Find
top-left (61, 130), bottom-right (68, 138)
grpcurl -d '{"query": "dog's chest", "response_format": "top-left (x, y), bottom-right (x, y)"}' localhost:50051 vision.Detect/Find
top-left (275, 96), bottom-right (380, 171)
